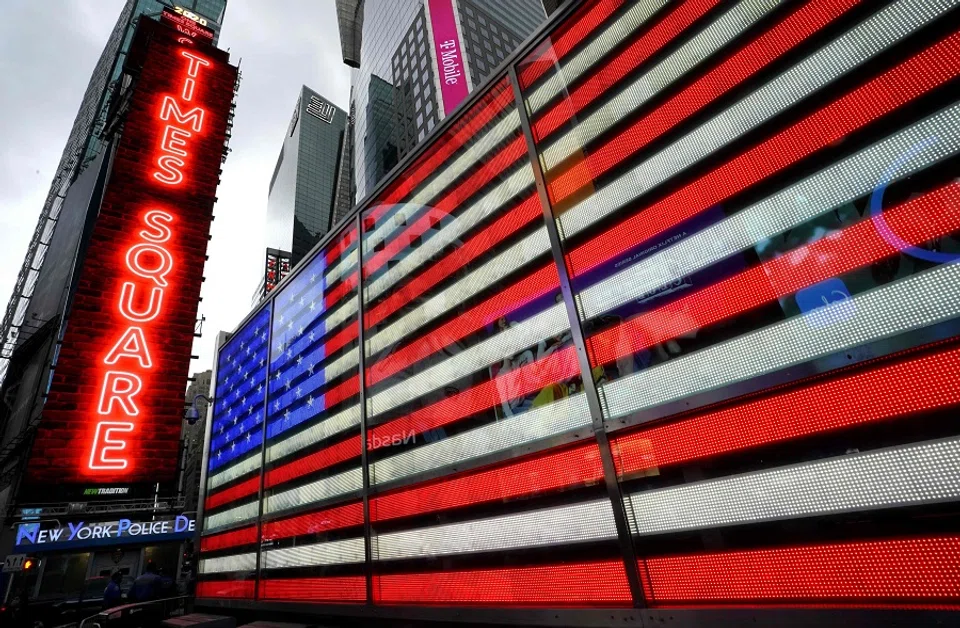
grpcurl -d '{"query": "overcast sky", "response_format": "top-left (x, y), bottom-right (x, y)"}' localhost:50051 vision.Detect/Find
top-left (0, 1), bottom-right (351, 372)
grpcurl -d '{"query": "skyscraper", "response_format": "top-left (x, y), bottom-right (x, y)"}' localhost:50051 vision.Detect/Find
top-left (0, 0), bottom-right (227, 386)
top-left (264, 86), bottom-right (348, 279)
top-left (335, 0), bottom-right (546, 201)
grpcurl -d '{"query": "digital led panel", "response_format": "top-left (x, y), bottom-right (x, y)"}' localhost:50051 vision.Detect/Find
top-left (28, 18), bottom-right (237, 486)
top-left (199, 0), bottom-right (960, 617)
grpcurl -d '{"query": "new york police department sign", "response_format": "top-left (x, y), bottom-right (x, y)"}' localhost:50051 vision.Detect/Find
top-left (16, 515), bottom-right (195, 548)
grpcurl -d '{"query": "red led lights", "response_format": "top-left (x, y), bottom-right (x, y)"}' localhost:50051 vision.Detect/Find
top-left (568, 30), bottom-right (960, 277)
top-left (642, 536), bottom-right (960, 604)
top-left (199, 525), bottom-right (258, 553)
top-left (260, 576), bottom-right (366, 602)
top-left (374, 560), bottom-right (632, 605)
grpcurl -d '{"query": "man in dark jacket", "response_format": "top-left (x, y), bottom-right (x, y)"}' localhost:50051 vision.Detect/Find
top-left (130, 562), bottom-right (163, 602)
top-left (103, 571), bottom-right (124, 608)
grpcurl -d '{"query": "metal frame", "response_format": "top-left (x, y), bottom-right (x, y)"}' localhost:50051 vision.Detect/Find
top-left (508, 63), bottom-right (646, 608)
top-left (354, 213), bottom-right (375, 605)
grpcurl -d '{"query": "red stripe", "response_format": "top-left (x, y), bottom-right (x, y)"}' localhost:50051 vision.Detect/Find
top-left (588, 182), bottom-right (960, 370)
top-left (642, 537), bottom-right (960, 604)
top-left (196, 579), bottom-right (255, 599)
top-left (535, 0), bottom-right (719, 144)
top-left (519, 0), bottom-right (627, 88)
top-left (567, 30), bottom-right (960, 278)
top-left (325, 227), bottom-right (357, 264)
top-left (265, 434), bottom-right (361, 488)
top-left (612, 345), bottom-right (960, 477)
top-left (368, 345), bottom-right (581, 449)
top-left (367, 263), bottom-right (560, 386)
top-left (260, 576), bottom-right (366, 602)
top-left (545, 0), bottom-right (859, 201)
top-left (324, 273), bottom-right (357, 309)
top-left (205, 475), bottom-right (259, 510)
top-left (323, 323), bottom-right (358, 356)
top-left (364, 193), bottom-right (542, 329)
top-left (261, 500), bottom-right (364, 540)
top-left (375, 560), bottom-right (632, 605)
top-left (371, 443), bottom-right (604, 522)
top-left (199, 525), bottom-right (258, 553)
top-left (364, 136), bottom-right (528, 277)
top-left (323, 373), bottom-right (360, 408)
top-left (369, 79), bottom-right (514, 216)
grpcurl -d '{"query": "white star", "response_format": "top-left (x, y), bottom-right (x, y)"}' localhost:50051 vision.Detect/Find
top-left (260, 358), bottom-right (265, 368)
top-left (306, 395), bottom-right (314, 407)
top-left (248, 405), bottom-right (255, 415)
top-left (246, 432), bottom-right (251, 442)
top-left (274, 370), bottom-right (282, 381)
top-left (233, 416), bottom-right (238, 425)
top-left (295, 387), bottom-right (302, 398)
top-left (289, 292), bottom-right (296, 302)
top-left (273, 401), bottom-right (280, 411)
top-left (257, 384), bottom-right (263, 394)
top-left (308, 331), bottom-right (315, 341)
top-left (296, 355), bottom-right (303, 366)
top-left (307, 363), bottom-right (315, 375)
top-left (286, 348), bottom-right (292, 359)
top-left (246, 346), bottom-right (251, 355)
top-left (261, 332), bottom-right (267, 342)
top-left (298, 326), bottom-right (304, 336)
top-left (287, 320), bottom-right (293, 331)
top-left (240, 396), bottom-right (246, 406)
top-left (227, 407), bottom-right (233, 417)
top-left (284, 409), bottom-right (291, 420)
top-left (230, 442), bottom-right (236, 451)
top-left (310, 273), bottom-right (317, 283)
top-left (234, 389), bottom-right (240, 399)
top-left (309, 301), bottom-right (316, 311)
top-left (219, 424), bottom-right (224, 433)
top-left (285, 379), bottom-right (292, 391)
top-left (276, 341), bottom-right (284, 353)
top-left (299, 296), bottom-right (305, 306)
top-left (217, 451), bottom-right (221, 459)
top-left (240, 340), bottom-right (245, 349)
top-left (279, 313), bottom-right (285, 324)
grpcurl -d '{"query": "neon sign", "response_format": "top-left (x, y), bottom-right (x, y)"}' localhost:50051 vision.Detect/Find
top-left (87, 48), bottom-right (214, 473)
top-left (27, 17), bottom-right (237, 487)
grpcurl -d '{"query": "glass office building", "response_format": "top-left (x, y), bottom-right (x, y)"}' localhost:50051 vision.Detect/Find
top-left (336, 0), bottom-right (546, 201)
top-left (265, 86), bottom-right (349, 272)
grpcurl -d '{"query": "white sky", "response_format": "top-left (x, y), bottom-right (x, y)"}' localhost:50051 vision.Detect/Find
top-left (0, 1), bottom-right (351, 372)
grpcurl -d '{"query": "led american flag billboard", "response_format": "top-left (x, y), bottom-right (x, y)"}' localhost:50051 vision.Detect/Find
top-left (200, 0), bottom-right (960, 618)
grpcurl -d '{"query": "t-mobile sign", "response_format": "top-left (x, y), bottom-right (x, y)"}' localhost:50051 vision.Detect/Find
top-left (427, 0), bottom-right (469, 115)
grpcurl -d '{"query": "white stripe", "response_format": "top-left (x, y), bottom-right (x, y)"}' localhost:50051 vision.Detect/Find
top-left (374, 499), bottom-right (616, 560)
top-left (265, 466), bottom-right (363, 514)
top-left (203, 501), bottom-right (259, 532)
top-left (208, 453), bottom-right (261, 491)
top-left (363, 111), bottom-right (522, 252)
top-left (370, 393), bottom-right (591, 485)
top-left (526, 0), bottom-right (668, 113)
top-left (579, 103), bottom-right (960, 320)
top-left (601, 263), bottom-right (960, 420)
top-left (366, 226), bottom-right (550, 356)
top-left (262, 537), bottom-right (366, 569)
top-left (369, 303), bottom-right (569, 416)
top-left (322, 348), bottom-right (359, 384)
top-left (267, 403), bottom-right (362, 462)
top-left (557, 0), bottom-right (955, 239)
top-left (624, 438), bottom-right (960, 536)
top-left (365, 165), bottom-right (535, 302)
top-left (541, 0), bottom-right (779, 170)
top-left (198, 552), bottom-right (257, 574)
top-left (324, 250), bottom-right (357, 288)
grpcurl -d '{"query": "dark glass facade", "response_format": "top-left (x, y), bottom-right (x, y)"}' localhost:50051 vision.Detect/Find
top-left (199, 0), bottom-right (960, 622)
top-left (265, 87), bottom-right (349, 267)
top-left (343, 0), bottom-right (546, 202)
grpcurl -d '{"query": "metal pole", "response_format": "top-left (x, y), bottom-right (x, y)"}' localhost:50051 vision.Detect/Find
top-left (508, 64), bottom-right (647, 608)
top-left (355, 216), bottom-right (375, 605)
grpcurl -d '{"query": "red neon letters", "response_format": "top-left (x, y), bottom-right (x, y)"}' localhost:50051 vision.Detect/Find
top-left (88, 47), bottom-right (211, 472)
top-left (153, 51), bottom-right (210, 186)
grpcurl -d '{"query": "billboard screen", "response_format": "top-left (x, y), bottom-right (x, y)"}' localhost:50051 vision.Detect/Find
top-left (198, 0), bottom-right (960, 618)
top-left (26, 18), bottom-right (237, 487)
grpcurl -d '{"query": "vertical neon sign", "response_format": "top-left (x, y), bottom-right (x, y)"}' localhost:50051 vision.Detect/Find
top-left (27, 18), bottom-right (237, 487)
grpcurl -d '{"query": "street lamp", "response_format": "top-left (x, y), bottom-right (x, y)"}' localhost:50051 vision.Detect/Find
top-left (185, 394), bottom-right (213, 425)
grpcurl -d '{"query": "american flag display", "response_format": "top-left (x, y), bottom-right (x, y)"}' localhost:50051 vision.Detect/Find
top-left (199, 0), bottom-right (960, 614)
